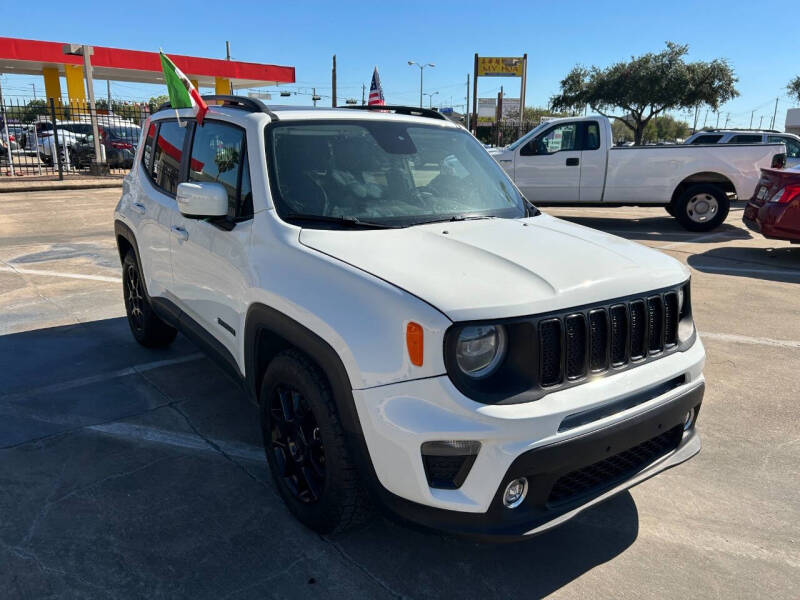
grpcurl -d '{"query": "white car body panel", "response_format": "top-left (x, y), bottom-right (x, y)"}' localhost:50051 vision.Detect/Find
top-left (300, 213), bottom-right (688, 322)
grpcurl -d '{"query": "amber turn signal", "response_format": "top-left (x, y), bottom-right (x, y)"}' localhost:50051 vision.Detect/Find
top-left (406, 322), bottom-right (424, 366)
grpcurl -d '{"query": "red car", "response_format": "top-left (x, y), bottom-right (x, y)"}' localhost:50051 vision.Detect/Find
top-left (743, 167), bottom-right (800, 243)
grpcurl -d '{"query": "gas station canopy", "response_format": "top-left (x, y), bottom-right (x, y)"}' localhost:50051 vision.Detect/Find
top-left (0, 36), bottom-right (295, 90)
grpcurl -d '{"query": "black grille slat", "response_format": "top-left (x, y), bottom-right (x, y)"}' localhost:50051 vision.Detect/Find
top-left (565, 314), bottom-right (587, 379)
top-left (664, 292), bottom-right (678, 347)
top-left (547, 426), bottom-right (683, 506)
top-left (609, 305), bottom-right (628, 366)
top-left (648, 296), bottom-right (664, 353)
top-left (539, 319), bottom-right (562, 386)
top-left (629, 300), bottom-right (647, 360)
top-left (589, 309), bottom-right (609, 372)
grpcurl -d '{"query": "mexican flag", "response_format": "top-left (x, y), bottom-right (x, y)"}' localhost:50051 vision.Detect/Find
top-left (159, 51), bottom-right (208, 124)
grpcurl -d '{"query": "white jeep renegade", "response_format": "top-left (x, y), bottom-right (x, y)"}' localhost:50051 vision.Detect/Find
top-left (114, 97), bottom-right (705, 540)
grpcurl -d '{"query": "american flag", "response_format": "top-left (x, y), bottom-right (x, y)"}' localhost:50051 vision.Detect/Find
top-left (368, 67), bottom-right (385, 106)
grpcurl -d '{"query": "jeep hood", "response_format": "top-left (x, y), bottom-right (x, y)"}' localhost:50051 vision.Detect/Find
top-left (299, 214), bottom-right (689, 322)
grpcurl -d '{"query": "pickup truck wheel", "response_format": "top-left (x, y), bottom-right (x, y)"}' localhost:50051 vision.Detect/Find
top-left (260, 350), bottom-right (370, 535)
top-left (674, 184), bottom-right (730, 232)
top-left (122, 251), bottom-right (177, 347)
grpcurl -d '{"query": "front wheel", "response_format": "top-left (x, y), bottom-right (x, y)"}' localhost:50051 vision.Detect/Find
top-left (260, 350), bottom-right (370, 535)
top-left (673, 184), bottom-right (730, 232)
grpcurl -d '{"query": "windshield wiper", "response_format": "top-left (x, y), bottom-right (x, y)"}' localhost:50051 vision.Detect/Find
top-left (408, 214), bottom-right (498, 227)
top-left (284, 213), bottom-right (398, 229)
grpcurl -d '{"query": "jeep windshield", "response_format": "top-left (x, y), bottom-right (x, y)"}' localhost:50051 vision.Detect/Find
top-left (266, 120), bottom-right (530, 228)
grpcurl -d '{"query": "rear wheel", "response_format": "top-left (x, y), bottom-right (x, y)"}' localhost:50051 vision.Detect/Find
top-left (122, 251), bottom-right (177, 347)
top-left (260, 350), bottom-right (370, 534)
top-left (674, 184), bottom-right (730, 232)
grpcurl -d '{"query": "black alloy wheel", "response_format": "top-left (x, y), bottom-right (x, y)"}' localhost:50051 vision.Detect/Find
top-left (125, 262), bottom-right (146, 334)
top-left (270, 384), bottom-right (326, 504)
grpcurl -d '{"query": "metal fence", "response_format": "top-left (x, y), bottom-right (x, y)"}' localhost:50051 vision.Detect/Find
top-left (475, 120), bottom-right (542, 147)
top-left (0, 97), bottom-right (150, 178)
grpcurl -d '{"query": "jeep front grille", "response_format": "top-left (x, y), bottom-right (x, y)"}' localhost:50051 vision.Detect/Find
top-left (538, 289), bottom-right (681, 387)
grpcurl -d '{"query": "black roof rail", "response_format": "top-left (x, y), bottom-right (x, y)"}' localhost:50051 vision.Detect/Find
top-left (342, 104), bottom-right (448, 121)
top-left (156, 94), bottom-right (279, 121)
top-left (702, 127), bottom-right (780, 134)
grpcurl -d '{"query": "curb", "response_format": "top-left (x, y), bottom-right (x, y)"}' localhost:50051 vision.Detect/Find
top-left (0, 181), bottom-right (123, 193)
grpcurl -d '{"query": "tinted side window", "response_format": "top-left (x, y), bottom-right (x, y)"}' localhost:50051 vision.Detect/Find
top-left (727, 134), bottom-right (763, 144)
top-left (151, 121), bottom-right (185, 195)
top-left (524, 123), bottom-right (578, 155)
top-left (690, 134), bottom-right (723, 144)
top-left (188, 121), bottom-right (249, 218)
top-left (141, 122), bottom-right (156, 172)
top-left (768, 135), bottom-right (800, 158)
top-left (583, 122), bottom-right (600, 150)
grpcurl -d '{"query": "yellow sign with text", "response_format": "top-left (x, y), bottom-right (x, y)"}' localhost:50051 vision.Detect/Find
top-left (477, 57), bottom-right (524, 77)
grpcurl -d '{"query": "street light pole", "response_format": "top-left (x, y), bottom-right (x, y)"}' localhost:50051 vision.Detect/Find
top-left (408, 61), bottom-right (435, 108)
top-left (424, 91), bottom-right (439, 108)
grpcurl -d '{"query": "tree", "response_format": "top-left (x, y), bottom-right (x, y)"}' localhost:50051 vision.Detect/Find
top-left (788, 76), bottom-right (800, 103)
top-left (147, 95), bottom-right (169, 114)
top-left (550, 43), bottom-right (738, 144)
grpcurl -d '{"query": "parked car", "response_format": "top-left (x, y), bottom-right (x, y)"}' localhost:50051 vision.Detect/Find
top-left (743, 165), bottom-right (800, 243)
top-left (490, 116), bottom-right (786, 231)
top-left (684, 129), bottom-right (800, 168)
top-left (114, 98), bottom-right (706, 540)
top-left (22, 120), bottom-right (92, 165)
top-left (68, 134), bottom-right (96, 169)
top-left (99, 124), bottom-right (140, 168)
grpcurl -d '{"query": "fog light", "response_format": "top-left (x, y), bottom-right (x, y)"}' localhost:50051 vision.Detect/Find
top-left (502, 477), bottom-right (528, 508)
top-left (683, 408), bottom-right (695, 431)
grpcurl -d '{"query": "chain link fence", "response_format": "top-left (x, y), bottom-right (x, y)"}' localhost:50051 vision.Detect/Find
top-left (1, 97), bottom-right (150, 179)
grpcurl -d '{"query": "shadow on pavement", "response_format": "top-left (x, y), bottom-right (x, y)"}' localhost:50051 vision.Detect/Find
top-left (554, 213), bottom-right (751, 244)
top-left (0, 316), bottom-right (639, 598)
top-left (688, 245), bottom-right (800, 284)
top-left (336, 492), bottom-right (638, 599)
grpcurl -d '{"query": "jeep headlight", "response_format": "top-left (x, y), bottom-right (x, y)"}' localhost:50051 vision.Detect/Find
top-left (455, 325), bottom-right (507, 378)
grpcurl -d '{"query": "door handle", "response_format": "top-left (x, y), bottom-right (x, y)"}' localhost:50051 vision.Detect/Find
top-left (131, 201), bottom-right (146, 214)
top-left (566, 157), bottom-right (580, 166)
top-left (170, 225), bottom-right (189, 241)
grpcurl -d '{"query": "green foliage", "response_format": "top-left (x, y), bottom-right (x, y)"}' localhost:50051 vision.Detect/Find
top-left (147, 95), bottom-right (170, 114)
top-left (4, 99), bottom-right (49, 124)
top-left (612, 114), bottom-right (690, 144)
top-left (521, 106), bottom-right (569, 122)
top-left (551, 42), bottom-right (738, 144)
top-left (788, 76), bottom-right (800, 103)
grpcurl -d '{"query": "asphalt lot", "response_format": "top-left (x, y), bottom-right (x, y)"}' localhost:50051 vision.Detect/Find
top-left (1, 188), bottom-right (798, 599)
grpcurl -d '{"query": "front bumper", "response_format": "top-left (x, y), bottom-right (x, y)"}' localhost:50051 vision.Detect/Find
top-left (352, 337), bottom-right (705, 539)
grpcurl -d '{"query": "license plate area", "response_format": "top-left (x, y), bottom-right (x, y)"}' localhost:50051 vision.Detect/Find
top-left (757, 185), bottom-right (769, 200)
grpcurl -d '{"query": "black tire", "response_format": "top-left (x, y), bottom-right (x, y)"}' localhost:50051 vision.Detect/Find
top-left (122, 251), bottom-right (177, 347)
top-left (260, 349), bottom-right (370, 535)
top-left (664, 204), bottom-right (675, 216)
top-left (673, 184), bottom-right (730, 232)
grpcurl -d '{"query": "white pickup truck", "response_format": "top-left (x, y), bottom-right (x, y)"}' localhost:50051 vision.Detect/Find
top-left (490, 115), bottom-right (787, 231)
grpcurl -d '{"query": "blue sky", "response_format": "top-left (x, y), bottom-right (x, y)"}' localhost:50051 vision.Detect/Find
top-left (1, 0), bottom-right (797, 128)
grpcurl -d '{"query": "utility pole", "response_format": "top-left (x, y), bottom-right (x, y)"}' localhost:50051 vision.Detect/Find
top-left (749, 110), bottom-right (754, 128)
top-left (361, 83), bottom-right (366, 106)
top-left (226, 41), bottom-right (231, 60)
top-left (107, 80), bottom-right (111, 110)
top-left (702, 108), bottom-right (709, 128)
top-left (692, 105), bottom-right (699, 133)
top-left (312, 87), bottom-right (317, 107)
top-left (724, 113), bottom-right (730, 128)
top-left (63, 44), bottom-right (104, 173)
top-left (715, 111), bottom-right (720, 128)
top-left (31, 83), bottom-right (37, 99)
top-left (496, 86), bottom-right (503, 147)
top-left (759, 115), bottom-right (764, 129)
top-left (465, 74), bottom-right (470, 131)
top-left (331, 55), bottom-right (337, 107)
top-left (771, 97), bottom-right (779, 129)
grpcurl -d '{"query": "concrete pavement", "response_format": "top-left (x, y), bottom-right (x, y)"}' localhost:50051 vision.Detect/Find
top-left (0, 189), bottom-right (798, 599)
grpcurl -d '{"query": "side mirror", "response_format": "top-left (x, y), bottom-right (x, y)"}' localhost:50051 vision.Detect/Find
top-left (177, 182), bottom-right (228, 218)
